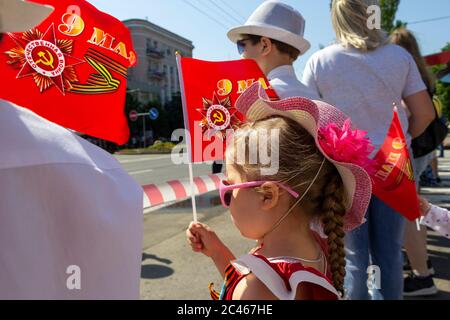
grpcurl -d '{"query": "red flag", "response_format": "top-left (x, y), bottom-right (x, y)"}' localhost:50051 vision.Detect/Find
top-left (371, 109), bottom-right (421, 221)
top-left (177, 56), bottom-right (278, 163)
top-left (0, 0), bottom-right (136, 145)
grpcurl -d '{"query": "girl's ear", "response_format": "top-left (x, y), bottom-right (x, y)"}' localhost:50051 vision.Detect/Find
top-left (259, 182), bottom-right (280, 210)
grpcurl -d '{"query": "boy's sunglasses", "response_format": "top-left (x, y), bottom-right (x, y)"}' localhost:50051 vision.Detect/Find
top-left (237, 38), bottom-right (251, 55)
top-left (219, 180), bottom-right (300, 208)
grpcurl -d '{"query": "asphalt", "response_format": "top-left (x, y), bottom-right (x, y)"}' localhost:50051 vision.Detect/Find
top-left (114, 153), bottom-right (213, 186)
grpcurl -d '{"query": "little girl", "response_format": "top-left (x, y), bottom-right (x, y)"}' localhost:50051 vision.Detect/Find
top-left (186, 83), bottom-right (375, 300)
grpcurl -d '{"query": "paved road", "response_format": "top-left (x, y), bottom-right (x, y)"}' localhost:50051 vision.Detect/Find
top-left (114, 154), bottom-right (216, 186)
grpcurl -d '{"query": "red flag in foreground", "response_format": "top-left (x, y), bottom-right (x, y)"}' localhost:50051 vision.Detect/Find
top-left (0, 0), bottom-right (136, 144)
top-left (177, 56), bottom-right (278, 163)
top-left (371, 109), bottom-right (421, 221)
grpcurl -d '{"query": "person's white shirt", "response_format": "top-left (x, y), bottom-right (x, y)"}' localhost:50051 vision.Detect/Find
top-left (0, 99), bottom-right (143, 299)
top-left (302, 44), bottom-right (426, 152)
top-left (268, 65), bottom-right (320, 100)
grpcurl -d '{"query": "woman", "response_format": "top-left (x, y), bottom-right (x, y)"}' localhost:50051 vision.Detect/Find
top-left (302, 0), bottom-right (435, 300)
top-left (391, 27), bottom-right (438, 297)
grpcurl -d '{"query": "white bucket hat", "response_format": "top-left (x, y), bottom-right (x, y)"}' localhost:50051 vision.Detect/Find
top-left (0, 0), bottom-right (54, 33)
top-left (227, 1), bottom-right (311, 55)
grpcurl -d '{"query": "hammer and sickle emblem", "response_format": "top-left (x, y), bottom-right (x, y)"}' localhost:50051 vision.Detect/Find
top-left (35, 50), bottom-right (54, 68)
top-left (213, 111), bottom-right (224, 124)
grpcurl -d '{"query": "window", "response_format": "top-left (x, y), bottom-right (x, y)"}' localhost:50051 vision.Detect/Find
top-left (146, 39), bottom-right (152, 49)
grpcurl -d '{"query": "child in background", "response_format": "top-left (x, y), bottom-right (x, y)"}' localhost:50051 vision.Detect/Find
top-left (186, 83), bottom-right (375, 300)
top-left (419, 197), bottom-right (450, 239)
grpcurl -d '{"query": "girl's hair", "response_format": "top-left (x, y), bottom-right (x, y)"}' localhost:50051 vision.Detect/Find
top-left (227, 116), bottom-right (347, 295)
top-left (331, 0), bottom-right (387, 52)
top-left (390, 28), bottom-right (435, 92)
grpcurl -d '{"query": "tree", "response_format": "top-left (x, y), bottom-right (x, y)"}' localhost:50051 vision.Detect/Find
top-left (432, 43), bottom-right (450, 122)
top-left (124, 91), bottom-right (143, 144)
top-left (379, 0), bottom-right (407, 33)
top-left (165, 92), bottom-right (185, 132)
top-left (148, 101), bottom-right (170, 140)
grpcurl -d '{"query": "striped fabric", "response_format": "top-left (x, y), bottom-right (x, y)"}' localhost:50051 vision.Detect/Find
top-left (209, 263), bottom-right (239, 300)
top-left (143, 173), bottom-right (226, 209)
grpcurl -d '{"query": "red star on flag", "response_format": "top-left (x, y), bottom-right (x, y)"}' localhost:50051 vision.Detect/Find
top-left (196, 92), bottom-right (241, 138)
top-left (6, 24), bottom-right (84, 95)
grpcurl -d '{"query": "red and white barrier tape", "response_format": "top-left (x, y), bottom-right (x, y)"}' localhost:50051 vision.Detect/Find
top-left (142, 173), bottom-right (226, 209)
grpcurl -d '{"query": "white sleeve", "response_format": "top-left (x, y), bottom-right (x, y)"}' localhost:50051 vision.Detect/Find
top-left (420, 204), bottom-right (450, 239)
top-left (402, 50), bottom-right (427, 98)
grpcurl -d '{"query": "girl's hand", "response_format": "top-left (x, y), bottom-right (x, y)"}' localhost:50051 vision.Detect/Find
top-left (419, 197), bottom-right (431, 217)
top-left (186, 221), bottom-right (225, 258)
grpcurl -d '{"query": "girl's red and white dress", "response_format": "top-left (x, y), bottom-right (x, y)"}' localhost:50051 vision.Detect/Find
top-left (210, 243), bottom-right (340, 300)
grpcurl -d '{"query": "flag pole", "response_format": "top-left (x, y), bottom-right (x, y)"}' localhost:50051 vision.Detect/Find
top-left (176, 52), bottom-right (198, 222)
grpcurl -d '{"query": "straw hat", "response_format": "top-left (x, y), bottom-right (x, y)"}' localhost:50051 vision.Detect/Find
top-left (235, 82), bottom-right (374, 231)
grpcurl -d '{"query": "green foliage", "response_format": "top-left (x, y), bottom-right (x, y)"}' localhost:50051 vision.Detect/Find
top-left (147, 141), bottom-right (176, 152)
top-left (165, 92), bottom-right (185, 132)
top-left (380, 0), bottom-right (402, 32)
top-left (124, 90), bottom-right (185, 146)
top-left (125, 91), bottom-right (143, 139)
top-left (432, 43), bottom-right (450, 122)
top-left (148, 103), bottom-right (170, 139)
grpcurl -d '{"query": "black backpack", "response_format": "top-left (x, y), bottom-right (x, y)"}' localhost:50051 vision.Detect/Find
top-left (411, 95), bottom-right (448, 158)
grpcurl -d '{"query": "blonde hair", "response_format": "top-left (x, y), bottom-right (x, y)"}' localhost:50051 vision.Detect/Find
top-left (331, 0), bottom-right (387, 51)
top-left (390, 28), bottom-right (435, 92)
top-left (228, 116), bottom-right (347, 296)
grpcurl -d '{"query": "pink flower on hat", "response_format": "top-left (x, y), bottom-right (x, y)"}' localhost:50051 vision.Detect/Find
top-left (318, 119), bottom-right (377, 175)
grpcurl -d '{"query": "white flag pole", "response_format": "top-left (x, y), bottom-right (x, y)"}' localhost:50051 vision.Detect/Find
top-left (188, 162), bottom-right (198, 222)
top-left (416, 219), bottom-right (421, 231)
top-left (176, 52), bottom-right (198, 222)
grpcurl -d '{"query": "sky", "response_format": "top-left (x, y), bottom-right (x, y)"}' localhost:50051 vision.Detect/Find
top-left (89, 0), bottom-right (450, 77)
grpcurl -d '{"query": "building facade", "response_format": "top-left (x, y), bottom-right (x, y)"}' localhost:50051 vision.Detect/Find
top-left (123, 19), bottom-right (194, 106)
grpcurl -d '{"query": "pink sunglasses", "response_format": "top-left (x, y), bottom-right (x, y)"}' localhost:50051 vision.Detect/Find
top-left (219, 180), bottom-right (300, 208)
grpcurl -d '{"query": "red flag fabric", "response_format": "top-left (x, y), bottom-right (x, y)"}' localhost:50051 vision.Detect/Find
top-left (0, 0), bottom-right (136, 145)
top-left (177, 56), bottom-right (278, 163)
top-left (371, 109), bottom-right (421, 221)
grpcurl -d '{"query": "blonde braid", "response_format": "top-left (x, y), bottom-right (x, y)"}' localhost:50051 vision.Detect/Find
top-left (319, 171), bottom-right (347, 296)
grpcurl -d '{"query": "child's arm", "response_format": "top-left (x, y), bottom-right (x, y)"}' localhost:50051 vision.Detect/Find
top-left (419, 197), bottom-right (450, 239)
top-left (186, 221), bottom-right (236, 277)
